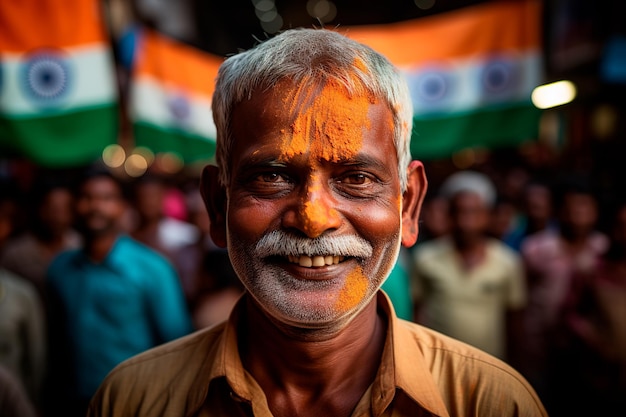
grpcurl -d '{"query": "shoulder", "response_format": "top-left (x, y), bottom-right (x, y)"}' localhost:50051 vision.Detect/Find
top-left (0, 268), bottom-right (37, 299)
top-left (116, 236), bottom-right (163, 259)
top-left (107, 325), bottom-right (222, 375)
top-left (0, 234), bottom-right (34, 258)
top-left (486, 239), bottom-right (522, 267)
top-left (397, 321), bottom-right (547, 416)
top-left (520, 229), bottom-right (557, 254)
top-left (115, 236), bottom-right (174, 270)
top-left (90, 323), bottom-right (227, 416)
top-left (47, 249), bottom-right (81, 275)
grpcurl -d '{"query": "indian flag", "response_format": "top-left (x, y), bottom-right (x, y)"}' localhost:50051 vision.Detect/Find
top-left (345, 0), bottom-right (543, 160)
top-left (130, 29), bottom-right (223, 163)
top-left (0, 1), bottom-right (118, 167)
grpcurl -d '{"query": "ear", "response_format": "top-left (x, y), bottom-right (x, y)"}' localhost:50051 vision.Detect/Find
top-left (401, 160), bottom-right (428, 247)
top-left (200, 165), bottom-right (228, 248)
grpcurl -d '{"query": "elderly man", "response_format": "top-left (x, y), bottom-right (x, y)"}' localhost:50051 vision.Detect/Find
top-left (87, 28), bottom-right (547, 417)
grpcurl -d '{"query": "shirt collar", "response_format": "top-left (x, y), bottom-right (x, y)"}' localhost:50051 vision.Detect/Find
top-left (105, 235), bottom-right (132, 270)
top-left (375, 291), bottom-right (450, 416)
top-left (72, 234), bottom-right (127, 271)
top-left (201, 291), bottom-right (450, 417)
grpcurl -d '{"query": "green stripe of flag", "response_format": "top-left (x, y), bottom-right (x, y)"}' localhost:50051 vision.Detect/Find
top-left (133, 122), bottom-right (216, 163)
top-left (410, 103), bottom-right (541, 160)
top-left (0, 104), bottom-right (118, 166)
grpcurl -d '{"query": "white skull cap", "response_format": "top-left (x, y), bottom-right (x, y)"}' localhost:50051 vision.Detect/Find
top-left (439, 170), bottom-right (497, 207)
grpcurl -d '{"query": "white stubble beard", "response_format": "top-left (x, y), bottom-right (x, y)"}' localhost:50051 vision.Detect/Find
top-left (227, 229), bottom-right (401, 333)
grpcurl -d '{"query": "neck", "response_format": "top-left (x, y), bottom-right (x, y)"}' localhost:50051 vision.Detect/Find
top-left (84, 232), bottom-right (119, 263)
top-left (560, 225), bottom-right (592, 245)
top-left (453, 232), bottom-right (485, 251)
top-left (527, 217), bottom-right (549, 233)
top-left (36, 230), bottom-right (66, 250)
top-left (453, 235), bottom-right (487, 270)
top-left (240, 296), bottom-right (386, 417)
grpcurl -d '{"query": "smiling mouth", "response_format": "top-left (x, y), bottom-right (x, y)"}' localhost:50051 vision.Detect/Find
top-left (286, 255), bottom-right (346, 268)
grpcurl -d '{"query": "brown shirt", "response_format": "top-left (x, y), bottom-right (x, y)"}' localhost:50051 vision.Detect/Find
top-left (87, 292), bottom-right (547, 417)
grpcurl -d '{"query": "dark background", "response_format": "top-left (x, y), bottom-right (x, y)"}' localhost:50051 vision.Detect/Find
top-left (127, 0), bottom-right (626, 208)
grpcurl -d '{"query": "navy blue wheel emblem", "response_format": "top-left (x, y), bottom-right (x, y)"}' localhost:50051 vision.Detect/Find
top-left (481, 59), bottom-right (518, 95)
top-left (167, 95), bottom-right (191, 123)
top-left (417, 71), bottom-right (450, 103)
top-left (21, 51), bottom-right (72, 106)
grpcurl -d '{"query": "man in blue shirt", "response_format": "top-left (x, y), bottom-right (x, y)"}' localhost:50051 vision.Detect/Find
top-left (45, 166), bottom-right (193, 417)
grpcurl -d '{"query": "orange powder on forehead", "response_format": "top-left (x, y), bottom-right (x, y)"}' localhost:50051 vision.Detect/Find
top-left (277, 72), bottom-right (378, 232)
top-left (334, 266), bottom-right (368, 313)
top-left (279, 75), bottom-right (376, 163)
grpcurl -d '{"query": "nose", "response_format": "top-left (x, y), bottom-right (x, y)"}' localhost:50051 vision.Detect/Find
top-left (282, 176), bottom-right (342, 238)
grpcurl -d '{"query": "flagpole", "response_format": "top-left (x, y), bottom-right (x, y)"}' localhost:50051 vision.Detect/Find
top-left (100, 0), bottom-right (134, 157)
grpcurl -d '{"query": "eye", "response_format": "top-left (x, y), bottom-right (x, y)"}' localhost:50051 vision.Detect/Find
top-left (333, 170), bottom-right (385, 199)
top-left (258, 172), bottom-right (288, 183)
top-left (338, 172), bottom-right (372, 185)
top-left (242, 170), bottom-right (294, 197)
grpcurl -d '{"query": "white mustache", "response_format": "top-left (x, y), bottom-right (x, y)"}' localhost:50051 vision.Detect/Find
top-left (255, 230), bottom-right (373, 259)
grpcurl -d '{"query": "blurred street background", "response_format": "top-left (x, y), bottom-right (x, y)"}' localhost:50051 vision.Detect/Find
top-left (1, 1), bottom-right (626, 416)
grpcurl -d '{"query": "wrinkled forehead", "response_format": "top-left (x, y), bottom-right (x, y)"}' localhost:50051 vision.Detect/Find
top-left (232, 78), bottom-right (393, 164)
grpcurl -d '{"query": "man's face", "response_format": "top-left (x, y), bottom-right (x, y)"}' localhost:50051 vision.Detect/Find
top-left (222, 80), bottom-right (405, 331)
top-left (524, 184), bottom-right (551, 222)
top-left (39, 188), bottom-right (75, 235)
top-left (560, 193), bottom-right (598, 237)
top-left (76, 176), bottom-right (125, 236)
top-left (449, 192), bottom-right (490, 241)
top-left (134, 181), bottom-right (164, 221)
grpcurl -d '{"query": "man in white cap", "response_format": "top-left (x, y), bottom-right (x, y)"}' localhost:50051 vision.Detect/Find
top-left (412, 170), bottom-right (527, 365)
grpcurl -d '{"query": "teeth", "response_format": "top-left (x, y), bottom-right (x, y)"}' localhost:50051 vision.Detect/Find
top-left (286, 255), bottom-right (345, 267)
top-left (312, 256), bottom-right (325, 267)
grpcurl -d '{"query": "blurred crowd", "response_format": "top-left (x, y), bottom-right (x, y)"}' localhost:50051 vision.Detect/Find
top-left (0, 162), bottom-right (244, 417)
top-left (0, 142), bottom-right (625, 416)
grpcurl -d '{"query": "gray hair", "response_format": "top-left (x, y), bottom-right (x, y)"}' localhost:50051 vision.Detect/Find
top-left (211, 28), bottom-right (413, 191)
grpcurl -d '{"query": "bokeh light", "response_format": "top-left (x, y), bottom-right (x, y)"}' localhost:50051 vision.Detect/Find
top-left (531, 80), bottom-right (577, 109)
top-left (132, 146), bottom-right (155, 166)
top-left (591, 104), bottom-right (617, 140)
top-left (254, 0), bottom-right (274, 12)
top-left (306, 0), bottom-right (337, 23)
top-left (252, 0), bottom-right (283, 33)
top-left (124, 153), bottom-right (148, 177)
top-left (452, 148), bottom-right (478, 169)
top-left (102, 144), bottom-right (126, 168)
top-left (156, 152), bottom-right (184, 174)
top-left (414, 0), bottom-right (436, 10)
